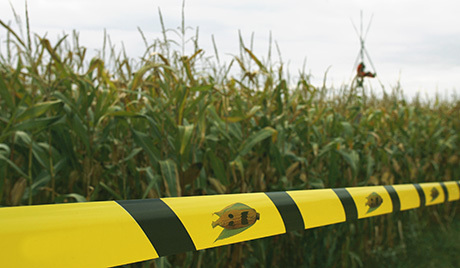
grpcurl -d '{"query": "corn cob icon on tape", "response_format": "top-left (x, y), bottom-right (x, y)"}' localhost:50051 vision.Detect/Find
top-left (212, 203), bottom-right (260, 242)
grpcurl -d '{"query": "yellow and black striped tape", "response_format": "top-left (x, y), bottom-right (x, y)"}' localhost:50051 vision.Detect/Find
top-left (1, 181), bottom-right (459, 267)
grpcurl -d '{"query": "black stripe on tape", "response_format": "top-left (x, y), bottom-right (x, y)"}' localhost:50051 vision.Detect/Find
top-left (413, 184), bottom-right (425, 207)
top-left (265, 192), bottom-right (305, 232)
top-left (440, 182), bottom-right (448, 202)
top-left (457, 181), bottom-right (460, 199)
top-left (384, 185), bottom-right (401, 212)
top-left (117, 199), bottom-right (196, 257)
top-left (332, 188), bottom-right (358, 221)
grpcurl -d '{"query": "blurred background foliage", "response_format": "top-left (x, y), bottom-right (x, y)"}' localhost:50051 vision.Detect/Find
top-left (1, 8), bottom-right (460, 267)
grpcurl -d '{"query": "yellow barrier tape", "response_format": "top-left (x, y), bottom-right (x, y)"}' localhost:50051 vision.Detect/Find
top-left (0, 181), bottom-right (458, 267)
top-left (0, 201), bottom-right (156, 267)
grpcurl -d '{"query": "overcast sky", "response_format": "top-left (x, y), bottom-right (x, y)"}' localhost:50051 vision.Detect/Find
top-left (1, 0), bottom-right (459, 99)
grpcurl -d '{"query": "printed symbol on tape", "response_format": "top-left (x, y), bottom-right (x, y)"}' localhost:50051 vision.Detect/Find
top-left (430, 187), bottom-right (439, 202)
top-left (212, 203), bottom-right (260, 242)
top-left (365, 192), bottom-right (383, 214)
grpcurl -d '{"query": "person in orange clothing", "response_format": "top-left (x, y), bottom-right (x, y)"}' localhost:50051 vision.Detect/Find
top-left (357, 62), bottom-right (376, 78)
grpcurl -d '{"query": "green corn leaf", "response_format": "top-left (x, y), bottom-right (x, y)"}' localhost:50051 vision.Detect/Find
top-left (70, 114), bottom-right (90, 153)
top-left (338, 149), bottom-right (359, 178)
top-left (341, 121), bottom-right (353, 137)
top-left (228, 123), bottom-right (243, 142)
top-left (239, 127), bottom-right (277, 156)
top-left (207, 149), bottom-right (228, 185)
top-left (122, 148), bottom-right (143, 163)
top-left (130, 63), bottom-right (169, 91)
top-left (52, 92), bottom-right (78, 114)
top-left (14, 131), bottom-right (32, 145)
top-left (223, 106), bottom-right (261, 123)
top-left (139, 167), bottom-right (162, 199)
top-left (15, 100), bottom-right (62, 122)
top-left (142, 177), bottom-right (159, 199)
top-left (0, 153), bottom-right (29, 179)
top-left (317, 138), bottom-right (344, 159)
top-left (222, 116), bottom-right (245, 123)
top-left (179, 125), bottom-right (194, 156)
top-left (160, 159), bottom-right (180, 197)
top-left (310, 179), bottom-right (325, 189)
top-left (190, 85), bottom-right (213, 92)
top-left (348, 251), bottom-right (363, 267)
top-left (327, 150), bottom-right (340, 185)
top-left (244, 47), bottom-right (267, 73)
top-left (41, 37), bottom-right (68, 75)
top-left (0, 76), bottom-right (14, 110)
top-left (0, 144), bottom-right (10, 156)
top-left (64, 193), bottom-right (87, 202)
top-left (230, 156), bottom-right (244, 178)
top-left (270, 145), bottom-right (285, 176)
top-left (12, 115), bottom-right (64, 132)
top-left (182, 58), bottom-right (195, 85)
top-left (131, 129), bottom-right (161, 166)
top-left (99, 182), bottom-right (123, 200)
top-left (22, 172), bottom-right (51, 201)
top-left (366, 153), bottom-right (375, 179)
top-left (105, 111), bottom-right (143, 118)
top-left (54, 193), bottom-right (87, 203)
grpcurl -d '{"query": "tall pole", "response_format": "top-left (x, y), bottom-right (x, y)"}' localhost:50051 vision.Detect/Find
top-left (360, 10), bottom-right (364, 65)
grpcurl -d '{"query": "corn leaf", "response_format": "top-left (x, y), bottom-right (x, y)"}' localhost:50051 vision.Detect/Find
top-left (239, 127), bottom-right (277, 156)
top-left (160, 159), bottom-right (180, 197)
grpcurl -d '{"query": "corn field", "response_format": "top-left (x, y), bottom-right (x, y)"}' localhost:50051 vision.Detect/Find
top-left (1, 10), bottom-right (460, 267)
